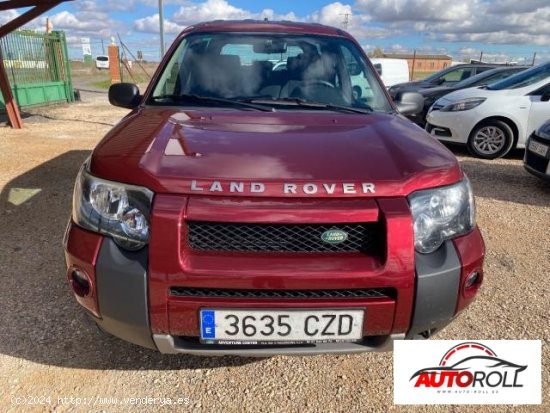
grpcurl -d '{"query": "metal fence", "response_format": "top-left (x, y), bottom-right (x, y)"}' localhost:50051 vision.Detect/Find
top-left (0, 30), bottom-right (74, 109)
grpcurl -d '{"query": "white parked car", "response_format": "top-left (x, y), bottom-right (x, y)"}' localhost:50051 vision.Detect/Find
top-left (425, 62), bottom-right (550, 159)
top-left (95, 55), bottom-right (109, 70)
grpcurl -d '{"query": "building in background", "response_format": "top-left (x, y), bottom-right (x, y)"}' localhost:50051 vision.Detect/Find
top-left (382, 53), bottom-right (452, 74)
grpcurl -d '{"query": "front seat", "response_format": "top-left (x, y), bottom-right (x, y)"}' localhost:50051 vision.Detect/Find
top-left (191, 54), bottom-right (242, 97)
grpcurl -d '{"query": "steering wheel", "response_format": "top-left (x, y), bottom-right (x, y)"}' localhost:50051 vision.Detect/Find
top-left (303, 80), bottom-right (335, 88)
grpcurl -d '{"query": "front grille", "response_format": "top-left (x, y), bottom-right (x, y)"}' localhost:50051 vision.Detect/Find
top-left (431, 103), bottom-right (444, 111)
top-left (187, 221), bottom-right (381, 253)
top-left (169, 287), bottom-right (393, 299)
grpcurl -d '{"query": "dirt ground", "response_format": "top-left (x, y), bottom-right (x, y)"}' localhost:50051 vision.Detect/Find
top-left (70, 61), bottom-right (158, 91)
top-left (0, 92), bottom-right (548, 412)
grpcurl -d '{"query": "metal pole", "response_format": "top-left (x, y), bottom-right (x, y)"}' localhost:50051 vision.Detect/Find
top-left (479, 51), bottom-right (483, 63)
top-left (101, 38), bottom-right (105, 55)
top-left (0, 47), bottom-right (23, 128)
top-left (410, 49), bottom-right (416, 80)
top-left (532, 52), bottom-right (537, 66)
top-left (117, 34), bottom-right (152, 79)
top-left (158, 0), bottom-right (165, 58)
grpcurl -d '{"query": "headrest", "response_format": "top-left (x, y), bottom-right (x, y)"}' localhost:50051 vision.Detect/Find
top-left (208, 54), bottom-right (241, 68)
top-left (252, 60), bottom-right (273, 72)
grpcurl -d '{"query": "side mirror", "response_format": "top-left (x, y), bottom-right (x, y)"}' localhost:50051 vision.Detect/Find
top-left (108, 83), bottom-right (141, 109)
top-left (395, 92), bottom-right (424, 116)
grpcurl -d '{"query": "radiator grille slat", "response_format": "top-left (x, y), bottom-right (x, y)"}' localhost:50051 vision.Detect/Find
top-left (169, 287), bottom-right (393, 299)
top-left (187, 221), bottom-right (381, 253)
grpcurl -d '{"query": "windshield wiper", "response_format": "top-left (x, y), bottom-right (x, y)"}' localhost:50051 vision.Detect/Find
top-left (244, 97), bottom-right (373, 114)
top-left (149, 94), bottom-right (275, 112)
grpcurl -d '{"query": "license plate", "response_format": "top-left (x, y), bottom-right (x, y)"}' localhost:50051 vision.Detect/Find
top-left (200, 309), bottom-right (364, 344)
top-left (529, 140), bottom-right (549, 157)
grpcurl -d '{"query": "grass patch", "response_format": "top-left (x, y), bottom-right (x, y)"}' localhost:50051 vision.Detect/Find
top-left (90, 79), bottom-right (112, 90)
top-left (89, 72), bottom-right (152, 90)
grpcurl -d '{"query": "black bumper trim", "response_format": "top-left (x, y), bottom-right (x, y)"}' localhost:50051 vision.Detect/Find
top-left (153, 333), bottom-right (405, 356)
top-left (524, 164), bottom-right (550, 182)
top-left (94, 238), bottom-right (156, 350)
top-left (169, 286), bottom-right (394, 300)
top-left (408, 240), bottom-right (461, 337)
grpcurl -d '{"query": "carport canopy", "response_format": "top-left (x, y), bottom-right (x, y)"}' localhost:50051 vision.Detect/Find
top-left (0, 0), bottom-right (73, 128)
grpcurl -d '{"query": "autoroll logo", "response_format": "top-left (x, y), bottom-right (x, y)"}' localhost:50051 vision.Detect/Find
top-left (411, 342), bottom-right (527, 389)
top-left (394, 340), bottom-right (541, 405)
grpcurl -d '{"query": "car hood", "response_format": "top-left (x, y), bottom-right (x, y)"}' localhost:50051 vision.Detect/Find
top-left (435, 86), bottom-right (499, 105)
top-left (90, 107), bottom-right (462, 197)
top-left (419, 85), bottom-right (458, 97)
top-left (433, 81), bottom-right (546, 106)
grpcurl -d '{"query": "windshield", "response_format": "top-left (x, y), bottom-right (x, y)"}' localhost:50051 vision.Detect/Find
top-left (487, 63), bottom-right (550, 90)
top-left (149, 33), bottom-right (392, 113)
top-left (453, 68), bottom-right (520, 88)
top-left (423, 66), bottom-right (455, 82)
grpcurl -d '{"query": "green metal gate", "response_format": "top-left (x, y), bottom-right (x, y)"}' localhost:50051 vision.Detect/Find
top-left (0, 30), bottom-right (74, 110)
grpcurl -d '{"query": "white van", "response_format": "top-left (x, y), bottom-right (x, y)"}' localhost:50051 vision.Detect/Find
top-left (95, 55), bottom-right (110, 70)
top-left (370, 58), bottom-right (410, 87)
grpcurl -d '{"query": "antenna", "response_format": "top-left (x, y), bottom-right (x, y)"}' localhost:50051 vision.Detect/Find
top-left (340, 13), bottom-right (351, 30)
top-left (158, 0), bottom-right (165, 58)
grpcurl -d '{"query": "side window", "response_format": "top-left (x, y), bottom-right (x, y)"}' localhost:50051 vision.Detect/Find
top-left (340, 46), bottom-right (389, 111)
top-left (486, 71), bottom-right (516, 83)
top-left (531, 83), bottom-right (550, 96)
top-left (341, 46), bottom-right (372, 100)
top-left (440, 68), bottom-right (473, 84)
top-left (153, 38), bottom-right (189, 96)
top-left (475, 67), bottom-right (493, 75)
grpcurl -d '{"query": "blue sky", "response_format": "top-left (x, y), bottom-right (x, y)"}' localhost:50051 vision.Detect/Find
top-left (2, 0), bottom-right (549, 63)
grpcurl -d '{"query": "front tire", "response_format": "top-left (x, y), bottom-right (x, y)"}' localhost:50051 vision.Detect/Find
top-left (467, 120), bottom-right (514, 159)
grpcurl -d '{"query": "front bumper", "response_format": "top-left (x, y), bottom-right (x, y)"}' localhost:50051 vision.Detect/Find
top-left (524, 136), bottom-right (550, 181)
top-left (64, 212), bottom-right (484, 355)
top-left (425, 110), bottom-right (474, 144)
top-left (153, 333), bottom-right (404, 356)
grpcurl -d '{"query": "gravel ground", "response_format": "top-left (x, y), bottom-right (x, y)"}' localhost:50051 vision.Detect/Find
top-left (0, 92), bottom-right (548, 412)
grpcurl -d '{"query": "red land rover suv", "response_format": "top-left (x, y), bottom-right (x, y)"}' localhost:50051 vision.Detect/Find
top-left (63, 21), bottom-right (485, 356)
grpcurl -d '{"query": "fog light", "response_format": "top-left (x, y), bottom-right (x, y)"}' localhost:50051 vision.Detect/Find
top-left (71, 270), bottom-right (90, 297)
top-left (464, 271), bottom-right (480, 289)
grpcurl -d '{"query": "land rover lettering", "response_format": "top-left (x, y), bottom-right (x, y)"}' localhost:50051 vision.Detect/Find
top-left (190, 180), bottom-right (377, 195)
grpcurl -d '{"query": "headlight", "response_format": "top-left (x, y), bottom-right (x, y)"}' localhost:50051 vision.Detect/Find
top-left (535, 121), bottom-right (550, 140)
top-left (408, 178), bottom-right (475, 254)
top-left (440, 98), bottom-right (486, 112)
top-left (72, 160), bottom-right (153, 250)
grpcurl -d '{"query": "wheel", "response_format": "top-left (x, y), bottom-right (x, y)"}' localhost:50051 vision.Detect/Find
top-left (467, 120), bottom-right (514, 159)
